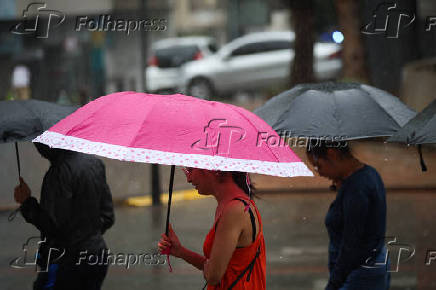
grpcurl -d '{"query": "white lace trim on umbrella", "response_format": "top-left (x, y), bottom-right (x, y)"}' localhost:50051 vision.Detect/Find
top-left (34, 131), bottom-right (313, 177)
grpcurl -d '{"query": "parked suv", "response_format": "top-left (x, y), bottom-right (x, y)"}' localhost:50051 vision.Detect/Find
top-left (180, 31), bottom-right (342, 99)
top-left (146, 36), bottom-right (217, 93)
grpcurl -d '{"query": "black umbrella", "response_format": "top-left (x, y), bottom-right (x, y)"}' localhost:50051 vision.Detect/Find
top-left (0, 100), bottom-right (77, 220)
top-left (254, 82), bottom-right (416, 140)
top-left (387, 99), bottom-right (436, 145)
top-left (0, 100), bottom-right (77, 143)
top-left (387, 99), bottom-right (436, 171)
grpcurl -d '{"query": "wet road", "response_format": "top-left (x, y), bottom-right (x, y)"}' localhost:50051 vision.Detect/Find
top-left (1, 192), bottom-right (435, 289)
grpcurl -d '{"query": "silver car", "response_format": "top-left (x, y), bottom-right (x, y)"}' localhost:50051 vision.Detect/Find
top-left (180, 31), bottom-right (342, 99)
top-left (145, 36), bottom-right (217, 93)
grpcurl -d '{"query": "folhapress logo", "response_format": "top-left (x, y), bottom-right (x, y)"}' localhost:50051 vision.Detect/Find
top-left (9, 236), bottom-right (65, 272)
top-left (10, 3), bottom-right (65, 39)
top-left (191, 119), bottom-right (246, 156)
top-left (361, 2), bottom-right (415, 38)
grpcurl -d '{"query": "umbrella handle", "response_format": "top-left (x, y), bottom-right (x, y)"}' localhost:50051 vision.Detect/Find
top-left (8, 207), bottom-right (21, 222)
top-left (15, 142), bottom-right (21, 178)
top-left (165, 165), bottom-right (176, 235)
top-left (9, 143), bottom-right (22, 222)
top-left (418, 144), bottom-right (427, 172)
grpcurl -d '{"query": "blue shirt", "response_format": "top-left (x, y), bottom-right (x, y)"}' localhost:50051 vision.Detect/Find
top-left (325, 165), bottom-right (387, 289)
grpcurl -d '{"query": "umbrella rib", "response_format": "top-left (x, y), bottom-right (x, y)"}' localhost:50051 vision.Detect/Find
top-left (254, 87), bottom-right (303, 129)
top-left (126, 98), bottom-right (161, 156)
top-left (261, 89), bottom-right (305, 133)
top-left (407, 101), bottom-right (436, 144)
top-left (388, 99), bottom-right (435, 144)
top-left (411, 117), bottom-right (435, 144)
top-left (369, 95), bottom-right (409, 134)
top-left (223, 103), bottom-right (282, 162)
top-left (65, 99), bottom-right (112, 142)
top-left (363, 87), bottom-right (415, 128)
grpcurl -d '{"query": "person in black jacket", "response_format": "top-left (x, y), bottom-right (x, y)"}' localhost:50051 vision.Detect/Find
top-left (14, 143), bottom-right (115, 290)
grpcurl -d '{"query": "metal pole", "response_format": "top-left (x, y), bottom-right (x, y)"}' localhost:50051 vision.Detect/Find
top-left (140, 0), bottom-right (162, 205)
top-left (151, 164), bottom-right (162, 205)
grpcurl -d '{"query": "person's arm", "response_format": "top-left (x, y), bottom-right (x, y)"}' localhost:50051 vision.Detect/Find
top-left (326, 185), bottom-right (370, 290)
top-left (203, 202), bottom-right (246, 286)
top-left (177, 246), bottom-right (207, 270)
top-left (17, 177), bottom-right (71, 240)
top-left (96, 160), bottom-right (115, 234)
top-left (158, 224), bottom-right (207, 270)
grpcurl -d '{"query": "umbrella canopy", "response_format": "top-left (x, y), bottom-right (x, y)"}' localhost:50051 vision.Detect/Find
top-left (0, 99), bottom-right (77, 143)
top-left (34, 92), bottom-right (312, 177)
top-left (387, 99), bottom-right (436, 145)
top-left (254, 82), bottom-right (416, 140)
top-left (0, 100), bottom-right (77, 221)
top-left (33, 92), bottom-right (312, 240)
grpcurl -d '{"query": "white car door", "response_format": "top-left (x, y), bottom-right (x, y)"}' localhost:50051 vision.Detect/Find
top-left (251, 40), bottom-right (294, 88)
top-left (213, 40), bottom-right (293, 92)
top-left (213, 42), bottom-right (266, 92)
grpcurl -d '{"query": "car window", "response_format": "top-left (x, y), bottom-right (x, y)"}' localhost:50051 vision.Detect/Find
top-left (230, 40), bottom-right (293, 57)
top-left (208, 43), bottom-right (218, 53)
top-left (154, 45), bottom-right (200, 68)
top-left (266, 40), bottom-right (294, 50)
top-left (231, 42), bottom-right (266, 56)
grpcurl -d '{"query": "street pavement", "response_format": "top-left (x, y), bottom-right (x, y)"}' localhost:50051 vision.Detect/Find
top-left (1, 191), bottom-right (435, 290)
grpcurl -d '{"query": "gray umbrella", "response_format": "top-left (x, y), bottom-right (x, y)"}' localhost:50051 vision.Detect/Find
top-left (0, 99), bottom-right (77, 143)
top-left (254, 82), bottom-right (416, 140)
top-left (0, 100), bottom-right (77, 220)
top-left (387, 99), bottom-right (436, 145)
top-left (387, 99), bottom-right (436, 171)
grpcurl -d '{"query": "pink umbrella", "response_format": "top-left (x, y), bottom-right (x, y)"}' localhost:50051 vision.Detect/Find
top-left (34, 92), bottom-right (312, 234)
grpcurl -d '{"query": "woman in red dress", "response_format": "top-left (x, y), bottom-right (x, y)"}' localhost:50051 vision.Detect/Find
top-left (158, 168), bottom-right (266, 289)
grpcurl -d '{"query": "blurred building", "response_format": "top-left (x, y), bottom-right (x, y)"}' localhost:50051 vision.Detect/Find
top-left (170, 0), bottom-right (226, 44)
top-left (0, 0), bottom-right (171, 103)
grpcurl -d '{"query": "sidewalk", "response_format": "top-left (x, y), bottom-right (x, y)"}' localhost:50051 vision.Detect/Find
top-left (2, 192), bottom-right (434, 289)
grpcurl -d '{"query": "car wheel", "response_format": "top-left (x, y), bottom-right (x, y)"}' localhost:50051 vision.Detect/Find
top-left (188, 78), bottom-right (214, 100)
